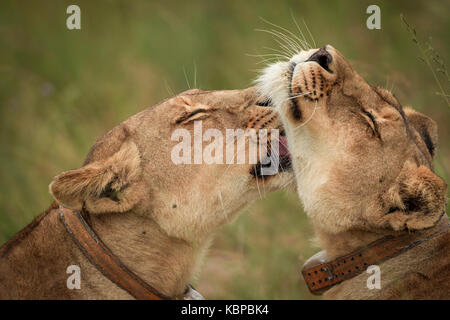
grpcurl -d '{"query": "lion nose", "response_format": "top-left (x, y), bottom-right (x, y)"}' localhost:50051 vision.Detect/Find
top-left (306, 46), bottom-right (333, 73)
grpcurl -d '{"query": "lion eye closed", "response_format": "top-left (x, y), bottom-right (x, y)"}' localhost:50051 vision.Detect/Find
top-left (361, 110), bottom-right (381, 139)
top-left (255, 98), bottom-right (273, 107)
top-left (175, 109), bottom-right (210, 124)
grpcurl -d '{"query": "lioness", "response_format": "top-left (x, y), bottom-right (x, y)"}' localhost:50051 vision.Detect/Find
top-left (258, 45), bottom-right (449, 299)
top-left (0, 87), bottom-right (293, 299)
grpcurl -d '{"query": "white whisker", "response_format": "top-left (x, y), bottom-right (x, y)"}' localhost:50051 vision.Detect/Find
top-left (290, 13), bottom-right (312, 50)
top-left (164, 79), bottom-right (175, 97)
top-left (260, 16), bottom-right (309, 51)
top-left (183, 66), bottom-right (191, 89)
top-left (262, 46), bottom-right (292, 58)
top-left (193, 61), bottom-right (197, 88)
top-left (282, 91), bottom-right (313, 103)
top-left (294, 100), bottom-right (319, 129)
top-left (256, 29), bottom-right (298, 56)
top-left (302, 19), bottom-right (316, 48)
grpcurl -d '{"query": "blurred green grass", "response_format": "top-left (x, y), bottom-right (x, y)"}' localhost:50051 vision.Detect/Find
top-left (0, 0), bottom-right (448, 299)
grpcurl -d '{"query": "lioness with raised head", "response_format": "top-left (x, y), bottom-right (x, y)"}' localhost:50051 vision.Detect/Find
top-left (0, 87), bottom-right (293, 299)
top-left (258, 45), bottom-right (449, 299)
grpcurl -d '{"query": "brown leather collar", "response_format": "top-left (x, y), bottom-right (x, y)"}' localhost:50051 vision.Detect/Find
top-left (302, 215), bottom-right (450, 295)
top-left (59, 205), bottom-right (200, 300)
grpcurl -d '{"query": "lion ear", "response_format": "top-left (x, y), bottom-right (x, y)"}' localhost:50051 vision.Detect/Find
top-left (383, 162), bottom-right (447, 231)
top-left (404, 108), bottom-right (438, 159)
top-left (49, 140), bottom-right (144, 214)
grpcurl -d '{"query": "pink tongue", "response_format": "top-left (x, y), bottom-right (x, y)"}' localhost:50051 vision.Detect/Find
top-left (278, 136), bottom-right (290, 157)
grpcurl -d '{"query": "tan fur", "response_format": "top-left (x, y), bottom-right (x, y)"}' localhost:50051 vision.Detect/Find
top-left (0, 87), bottom-right (293, 299)
top-left (49, 140), bottom-right (144, 213)
top-left (259, 45), bottom-right (449, 299)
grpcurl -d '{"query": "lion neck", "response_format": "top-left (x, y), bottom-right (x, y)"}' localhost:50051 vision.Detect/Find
top-left (86, 210), bottom-right (208, 298)
top-left (312, 225), bottom-right (391, 260)
top-left (311, 212), bottom-right (448, 262)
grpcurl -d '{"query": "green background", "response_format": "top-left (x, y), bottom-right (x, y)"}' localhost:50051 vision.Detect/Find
top-left (0, 0), bottom-right (449, 299)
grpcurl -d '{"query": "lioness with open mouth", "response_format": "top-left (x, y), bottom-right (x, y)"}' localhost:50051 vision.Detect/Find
top-left (0, 87), bottom-right (293, 299)
top-left (258, 45), bottom-right (449, 299)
